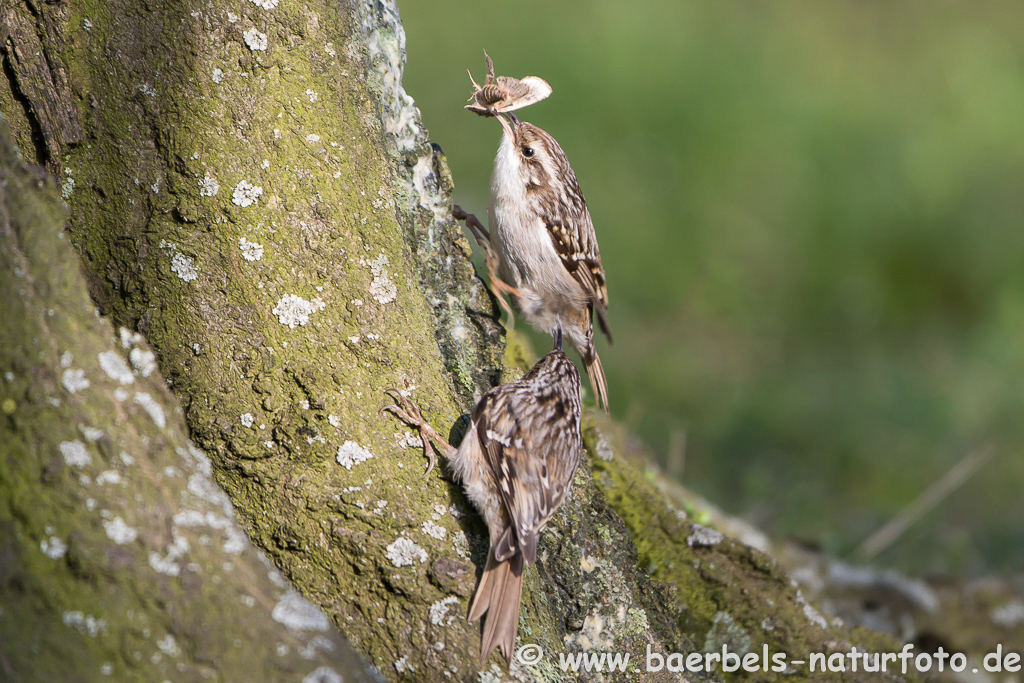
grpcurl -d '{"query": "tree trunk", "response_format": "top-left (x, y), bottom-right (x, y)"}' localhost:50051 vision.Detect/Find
top-left (1, 0), bottom-right (929, 681)
top-left (0, 114), bottom-right (379, 682)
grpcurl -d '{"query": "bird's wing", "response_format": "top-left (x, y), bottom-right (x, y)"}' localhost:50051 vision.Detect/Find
top-left (473, 381), bottom-right (581, 565)
top-left (541, 171), bottom-right (612, 341)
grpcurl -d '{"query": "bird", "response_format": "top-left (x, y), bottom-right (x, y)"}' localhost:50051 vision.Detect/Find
top-left (486, 111), bottom-right (613, 412)
top-left (383, 328), bottom-right (583, 665)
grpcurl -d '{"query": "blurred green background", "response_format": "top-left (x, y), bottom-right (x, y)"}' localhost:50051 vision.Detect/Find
top-left (398, 0), bottom-right (1024, 577)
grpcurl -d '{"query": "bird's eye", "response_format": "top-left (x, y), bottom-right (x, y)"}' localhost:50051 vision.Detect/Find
top-left (522, 146), bottom-right (535, 158)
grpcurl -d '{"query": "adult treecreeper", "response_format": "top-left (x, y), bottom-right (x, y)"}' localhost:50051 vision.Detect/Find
top-left (455, 52), bottom-right (613, 411)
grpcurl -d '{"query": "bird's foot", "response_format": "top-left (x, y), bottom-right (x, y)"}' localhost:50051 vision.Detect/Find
top-left (381, 390), bottom-right (452, 476)
top-left (451, 206), bottom-right (519, 327)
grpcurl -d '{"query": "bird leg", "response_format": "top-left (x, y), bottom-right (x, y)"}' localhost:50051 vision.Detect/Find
top-left (381, 390), bottom-right (453, 476)
top-left (453, 204), bottom-right (490, 243)
top-left (452, 205), bottom-right (520, 327)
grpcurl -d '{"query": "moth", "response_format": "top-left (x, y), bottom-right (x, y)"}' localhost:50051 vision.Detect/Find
top-left (465, 51), bottom-right (552, 117)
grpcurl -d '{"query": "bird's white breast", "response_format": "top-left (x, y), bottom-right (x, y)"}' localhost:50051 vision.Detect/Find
top-left (449, 423), bottom-right (505, 543)
top-left (488, 130), bottom-right (589, 333)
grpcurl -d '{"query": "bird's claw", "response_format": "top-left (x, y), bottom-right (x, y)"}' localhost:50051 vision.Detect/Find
top-left (381, 389), bottom-right (448, 477)
top-left (451, 206), bottom-right (518, 327)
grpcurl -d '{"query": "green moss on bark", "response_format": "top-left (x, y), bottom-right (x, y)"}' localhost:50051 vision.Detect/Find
top-left (0, 114), bottom-right (376, 683)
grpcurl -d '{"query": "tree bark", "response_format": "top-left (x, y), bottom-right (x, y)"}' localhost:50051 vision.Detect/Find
top-left (0, 114), bottom-right (379, 682)
top-left (0, 0), bottom-right (935, 681)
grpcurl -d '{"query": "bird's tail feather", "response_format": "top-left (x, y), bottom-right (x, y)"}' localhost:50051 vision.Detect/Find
top-left (585, 350), bottom-right (610, 413)
top-left (469, 550), bottom-right (525, 666)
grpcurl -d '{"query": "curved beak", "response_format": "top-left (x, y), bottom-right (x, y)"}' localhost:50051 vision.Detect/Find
top-left (497, 113), bottom-right (516, 143)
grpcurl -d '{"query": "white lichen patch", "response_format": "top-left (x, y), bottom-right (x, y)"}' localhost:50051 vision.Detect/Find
top-left (170, 253), bottom-right (198, 282)
top-left (119, 327), bottom-right (143, 349)
top-left (328, 414), bottom-right (341, 428)
top-left (687, 524), bottom-right (724, 548)
top-left (303, 667), bottom-right (343, 683)
top-left (61, 177), bottom-right (75, 199)
top-left (451, 530), bottom-right (470, 560)
top-left (272, 294), bottom-right (325, 328)
top-left (367, 252), bottom-right (397, 304)
top-left (386, 537), bottom-right (427, 567)
top-left (594, 434), bottom-right (614, 462)
top-left (103, 517), bottom-right (138, 545)
top-left (249, 0), bottom-right (279, 9)
top-left (61, 351), bottom-right (74, 368)
top-left (96, 470), bottom-right (122, 486)
top-left (41, 536), bottom-right (68, 559)
top-left (232, 180), bottom-right (263, 207)
top-left (243, 27), bottom-right (268, 51)
top-left (306, 89), bottom-right (318, 102)
top-left (272, 590), bottom-right (331, 631)
top-left (62, 368), bottom-right (90, 393)
top-left (336, 441), bottom-right (372, 469)
top-left (802, 602), bottom-right (828, 630)
top-left (219, 530), bottom-right (247, 555)
top-left (149, 552), bottom-right (180, 576)
top-left (421, 520), bottom-right (446, 540)
top-left (157, 635), bottom-right (181, 657)
top-left (113, 387), bottom-right (129, 402)
top-left (199, 172), bottom-right (220, 197)
top-left (240, 413), bottom-right (255, 428)
top-left (60, 440), bottom-right (91, 468)
top-left (211, 68), bottom-right (224, 84)
top-left (151, 534), bottom-right (189, 574)
top-left (129, 348), bottom-right (157, 377)
top-left (63, 611), bottom-right (107, 638)
top-left (239, 237), bottom-right (264, 261)
top-left (149, 525), bottom-right (191, 576)
top-left (81, 426), bottom-right (104, 441)
top-left (412, 155), bottom-right (449, 225)
top-left (305, 133), bottom-right (321, 143)
top-left (394, 656), bottom-right (413, 674)
top-left (397, 432), bottom-right (422, 450)
top-left (133, 393), bottom-right (166, 429)
top-left (98, 350), bottom-right (135, 384)
top-left (429, 596), bottom-right (459, 626)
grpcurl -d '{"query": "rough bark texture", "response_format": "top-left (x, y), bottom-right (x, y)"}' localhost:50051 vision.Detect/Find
top-left (0, 115), bottom-right (379, 682)
top-left (7, 0), bottom-right (1011, 681)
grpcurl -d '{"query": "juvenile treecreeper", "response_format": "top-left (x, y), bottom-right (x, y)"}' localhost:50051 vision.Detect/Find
top-left (383, 329), bottom-right (583, 665)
